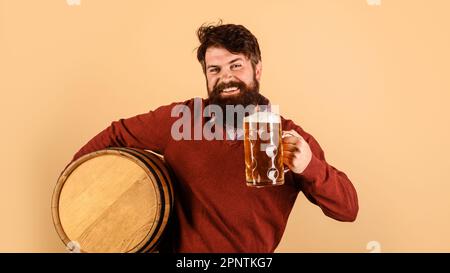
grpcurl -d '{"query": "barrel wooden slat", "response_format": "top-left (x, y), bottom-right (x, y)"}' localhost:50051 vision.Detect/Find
top-left (114, 148), bottom-right (173, 252)
top-left (51, 148), bottom-right (174, 253)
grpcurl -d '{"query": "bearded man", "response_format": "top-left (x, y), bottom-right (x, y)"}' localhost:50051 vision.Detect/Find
top-left (68, 22), bottom-right (358, 253)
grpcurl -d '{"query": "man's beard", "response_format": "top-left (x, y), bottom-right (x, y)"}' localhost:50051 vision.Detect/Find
top-left (207, 76), bottom-right (269, 129)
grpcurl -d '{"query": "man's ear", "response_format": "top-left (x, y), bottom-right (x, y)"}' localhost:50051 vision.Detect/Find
top-left (255, 61), bottom-right (262, 81)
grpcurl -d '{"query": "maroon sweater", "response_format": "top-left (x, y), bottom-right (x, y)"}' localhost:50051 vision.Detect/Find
top-left (70, 98), bottom-right (358, 253)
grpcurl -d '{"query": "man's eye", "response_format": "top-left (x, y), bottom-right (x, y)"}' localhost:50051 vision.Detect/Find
top-left (231, 64), bottom-right (242, 69)
top-left (208, 68), bottom-right (219, 73)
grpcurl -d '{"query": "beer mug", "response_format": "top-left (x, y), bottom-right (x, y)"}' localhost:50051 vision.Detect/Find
top-left (243, 110), bottom-right (288, 187)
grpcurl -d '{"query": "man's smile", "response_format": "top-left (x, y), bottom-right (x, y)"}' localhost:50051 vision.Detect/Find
top-left (221, 87), bottom-right (240, 96)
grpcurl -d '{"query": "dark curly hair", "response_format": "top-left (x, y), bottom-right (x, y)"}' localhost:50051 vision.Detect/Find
top-left (196, 21), bottom-right (262, 73)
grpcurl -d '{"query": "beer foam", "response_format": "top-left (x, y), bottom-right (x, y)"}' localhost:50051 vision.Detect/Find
top-left (244, 111), bottom-right (281, 123)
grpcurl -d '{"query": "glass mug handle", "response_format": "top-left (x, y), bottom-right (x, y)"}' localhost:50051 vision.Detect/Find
top-left (281, 131), bottom-right (296, 173)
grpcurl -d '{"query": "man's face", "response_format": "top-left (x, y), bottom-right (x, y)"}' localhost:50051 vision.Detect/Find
top-left (204, 46), bottom-right (262, 107)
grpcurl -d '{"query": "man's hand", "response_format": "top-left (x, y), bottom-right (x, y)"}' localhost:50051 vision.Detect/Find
top-left (281, 129), bottom-right (312, 174)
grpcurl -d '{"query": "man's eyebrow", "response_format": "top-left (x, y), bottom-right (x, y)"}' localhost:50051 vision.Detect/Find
top-left (228, 57), bottom-right (243, 64)
top-left (206, 58), bottom-right (244, 69)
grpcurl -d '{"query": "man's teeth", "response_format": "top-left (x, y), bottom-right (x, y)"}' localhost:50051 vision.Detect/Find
top-left (222, 87), bottom-right (239, 93)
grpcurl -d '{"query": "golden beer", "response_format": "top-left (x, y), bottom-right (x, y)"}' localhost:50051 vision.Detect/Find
top-left (243, 111), bottom-right (285, 187)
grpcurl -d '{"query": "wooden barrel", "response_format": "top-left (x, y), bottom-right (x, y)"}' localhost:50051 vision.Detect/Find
top-left (51, 147), bottom-right (174, 253)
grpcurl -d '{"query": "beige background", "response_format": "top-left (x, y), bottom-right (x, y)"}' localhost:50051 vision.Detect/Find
top-left (1, 0), bottom-right (449, 252)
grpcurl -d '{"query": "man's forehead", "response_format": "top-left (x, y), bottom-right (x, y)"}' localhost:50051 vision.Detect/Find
top-left (205, 47), bottom-right (247, 65)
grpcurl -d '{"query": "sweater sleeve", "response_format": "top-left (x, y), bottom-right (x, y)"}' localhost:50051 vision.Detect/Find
top-left (282, 118), bottom-right (359, 222)
top-left (69, 101), bottom-right (182, 164)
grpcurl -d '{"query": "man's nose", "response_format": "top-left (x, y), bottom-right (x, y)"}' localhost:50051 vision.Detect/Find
top-left (220, 69), bottom-right (234, 83)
